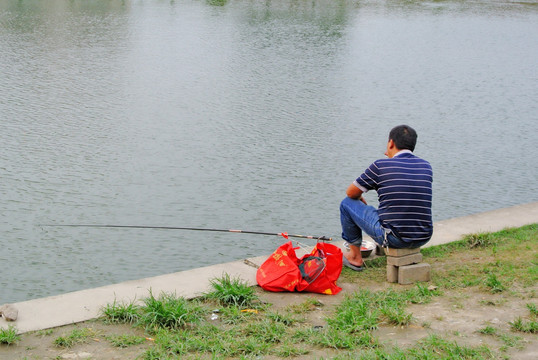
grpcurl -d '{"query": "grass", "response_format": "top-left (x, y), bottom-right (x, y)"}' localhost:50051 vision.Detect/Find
top-left (106, 333), bottom-right (146, 348)
top-left (477, 325), bottom-right (497, 335)
top-left (53, 327), bottom-right (98, 348)
top-left (0, 325), bottom-right (20, 345)
top-left (101, 298), bottom-right (140, 324)
top-left (204, 273), bottom-right (260, 308)
top-left (509, 302), bottom-right (538, 334)
top-left (110, 224), bottom-right (537, 358)
top-left (139, 291), bottom-right (204, 333)
top-left (423, 224), bottom-right (537, 290)
top-left (3, 224), bottom-right (536, 359)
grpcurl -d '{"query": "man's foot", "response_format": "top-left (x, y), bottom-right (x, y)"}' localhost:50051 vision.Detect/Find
top-left (342, 256), bottom-right (364, 272)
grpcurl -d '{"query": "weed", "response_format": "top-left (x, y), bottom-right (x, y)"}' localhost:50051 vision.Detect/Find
top-left (0, 325), bottom-right (20, 345)
top-left (106, 333), bottom-right (145, 348)
top-left (477, 325), bottom-right (497, 335)
top-left (53, 327), bottom-right (97, 348)
top-left (286, 297), bottom-right (323, 314)
top-left (310, 326), bottom-right (378, 349)
top-left (101, 298), bottom-right (140, 324)
top-left (420, 322), bottom-right (432, 331)
top-left (35, 329), bottom-right (54, 337)
top-left (404, 283), bottom-right (441, 304)
top-left (329, 290), bottom-right (380, 333)
top-left (409, 334), bottom-right (494, 358)
top-left (266, 311), bottom-right (300, 326)
top-left (465, 232), bottom-right (497, 248)
top-left (244, 318), bottom-right (287, 343)
top-left (498, 333), bottom-right (524, 351)
top-left (509, 317), bottom-right (538, 333)
top-left (364, 256), bottom-right (386, 268)
top-left (526, 303), bottom-right (538, 316)
top-left (218, 305), bottom-right (257, 325)
top-left (274, 343), bottom-right (309, 357)
top-left (139, 291), bottom-right (203, 332)
top-left (205, 273), bottom-right (259, 308)
top-left (381, 306), bottom-right (413, 326)
top-left (485, 273), bottom-right (506, 293)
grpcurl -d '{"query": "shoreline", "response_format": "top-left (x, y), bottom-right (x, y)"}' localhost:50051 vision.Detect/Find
top-left (2, 201), bottom-right (537, 334)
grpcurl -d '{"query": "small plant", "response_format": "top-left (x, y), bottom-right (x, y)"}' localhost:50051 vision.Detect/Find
top-left (244, 318), bottom-right (287, 344)
top-left (0, 325), bottom-right (20, 345)
top-left (404, 283), bottom-right (441, 304)
top-left (286, 297), bottom-right (323, 314)
top-left (410, 334), bottom-right (494, 358)
top-left (498, 333), bottom-right (524, 351)
top-left (266, 311), bottom-right (299, 326)
top-left (465, 232), bottom-right (497, 248)
top-left (53, 327), bottom-right (97, 348)
top-left (140, 291), bottom-right (203, 332)
top-left (106, 334), bottom-right (145, 348)
top-left (101, 298), bottom-right (140, 324)
top-left (381, 306), bottom-right (413, 326)
top-left (275, 343), bottom-right (309, 357)
top-left (509, 317), bottom-right (538, 333)
top-left (527, 303), bottom-right (538, 316)
top-left (485, 273), bottom-right (506, 293)
top-left (218, 305), bottom-right (256, 325)
top-left (477, 325), bottom-right (497, 335)
top-left (205, 273), bottom-right (259, 308)
top-left (35, 329), bottom-right (54, 337)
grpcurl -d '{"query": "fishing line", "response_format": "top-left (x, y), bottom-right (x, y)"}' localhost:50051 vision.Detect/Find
top-left (41, 224), bottom-right (333, 241)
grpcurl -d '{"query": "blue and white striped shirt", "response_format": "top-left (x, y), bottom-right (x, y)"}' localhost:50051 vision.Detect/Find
top-left (355, 151), bottom-right (433, 243)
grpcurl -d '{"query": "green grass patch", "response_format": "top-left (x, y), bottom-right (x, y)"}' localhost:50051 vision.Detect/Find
top-left (204, 273), bottom-right (259, 308)
top-left (285, 297), bottom-right (323, 314)
top-left (408, 334), bottom-right (494, 359)
top-left (426, 224), bottom-right (537, 291)
top-left (53, 327), bottom-right (98, 348)
top-left (509, 317), bottom-right (538, 333)
top-left (0, 325), bottom-right (20, 345)
top-left (485, 273), bottom-right (506, 293)
top-left (477, 325), bottom-right (497, 335)
top-left (139, 291), bottom-right (204, 333)
top-left (498, 333), bottom-right (524, 352)
top-left (106, 333), bottom-right (146, 348)
top-left (101, 298), bottom-right (140, 324)
top-left (99, 225), bottom-right (537, 359)
top-left (527, 303), bottom-right (538, 316)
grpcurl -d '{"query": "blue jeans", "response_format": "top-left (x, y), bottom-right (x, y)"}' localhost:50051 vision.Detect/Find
top-left (340, 197), bottom-right (426, 249)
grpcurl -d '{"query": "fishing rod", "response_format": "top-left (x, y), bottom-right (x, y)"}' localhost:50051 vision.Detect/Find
top-left (41, 224), bottom-right (333, 241)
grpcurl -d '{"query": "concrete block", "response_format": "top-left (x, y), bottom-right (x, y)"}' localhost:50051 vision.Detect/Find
top-left (398, 263), bottom-right (431, 285)
top-left (387, 253), bottom-right (423, 266)
top-left (386, 264), bottom-right (398, 283)
top-left (384, 247), bottom-right (421, 257)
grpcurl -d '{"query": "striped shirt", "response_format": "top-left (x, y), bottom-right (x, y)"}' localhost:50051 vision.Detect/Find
top-left (354, 151), bottom-right (433, 243)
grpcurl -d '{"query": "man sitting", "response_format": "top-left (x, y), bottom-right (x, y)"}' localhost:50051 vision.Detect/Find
top-left (340, 125), bottom-right (433, 271)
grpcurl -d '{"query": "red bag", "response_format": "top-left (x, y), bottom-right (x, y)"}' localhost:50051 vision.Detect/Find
top-left (256, 241), bottom-right (343, 295)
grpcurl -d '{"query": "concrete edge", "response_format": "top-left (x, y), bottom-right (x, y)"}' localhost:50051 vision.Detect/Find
top-left (1, 202), bottom-right (537, 333)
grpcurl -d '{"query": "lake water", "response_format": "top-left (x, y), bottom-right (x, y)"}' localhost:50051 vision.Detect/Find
top-left (1, 0), bottom-right (537, 303)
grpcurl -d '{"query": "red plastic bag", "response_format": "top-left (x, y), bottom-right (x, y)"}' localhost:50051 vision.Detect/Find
top-left (256, 241), bottom-right (343, 295)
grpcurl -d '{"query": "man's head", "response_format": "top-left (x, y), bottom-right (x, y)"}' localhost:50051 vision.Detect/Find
top-left (385, 125), bottom-right (417, 158)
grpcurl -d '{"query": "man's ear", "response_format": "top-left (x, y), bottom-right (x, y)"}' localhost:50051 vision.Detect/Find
top-left (387, 139), bottom-right (396, 149)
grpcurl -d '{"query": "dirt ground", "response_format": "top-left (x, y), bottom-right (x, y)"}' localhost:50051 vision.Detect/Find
top-left (1, 277), bottom-right (536, 360)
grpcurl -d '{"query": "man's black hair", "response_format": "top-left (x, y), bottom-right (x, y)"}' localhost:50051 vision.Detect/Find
top-left (389, 125), bottom-right (417, 151)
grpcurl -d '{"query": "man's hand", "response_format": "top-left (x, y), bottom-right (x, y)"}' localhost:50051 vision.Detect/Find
top-left (346, 183), bottom-right (364, 200)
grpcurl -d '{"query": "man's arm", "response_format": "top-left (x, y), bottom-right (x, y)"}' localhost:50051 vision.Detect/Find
top-left (346, 183), bottom-right (367, 204)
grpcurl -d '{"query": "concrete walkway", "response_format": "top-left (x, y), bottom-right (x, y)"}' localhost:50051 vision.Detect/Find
top-left (2, 202), bottom-right (537, 334)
